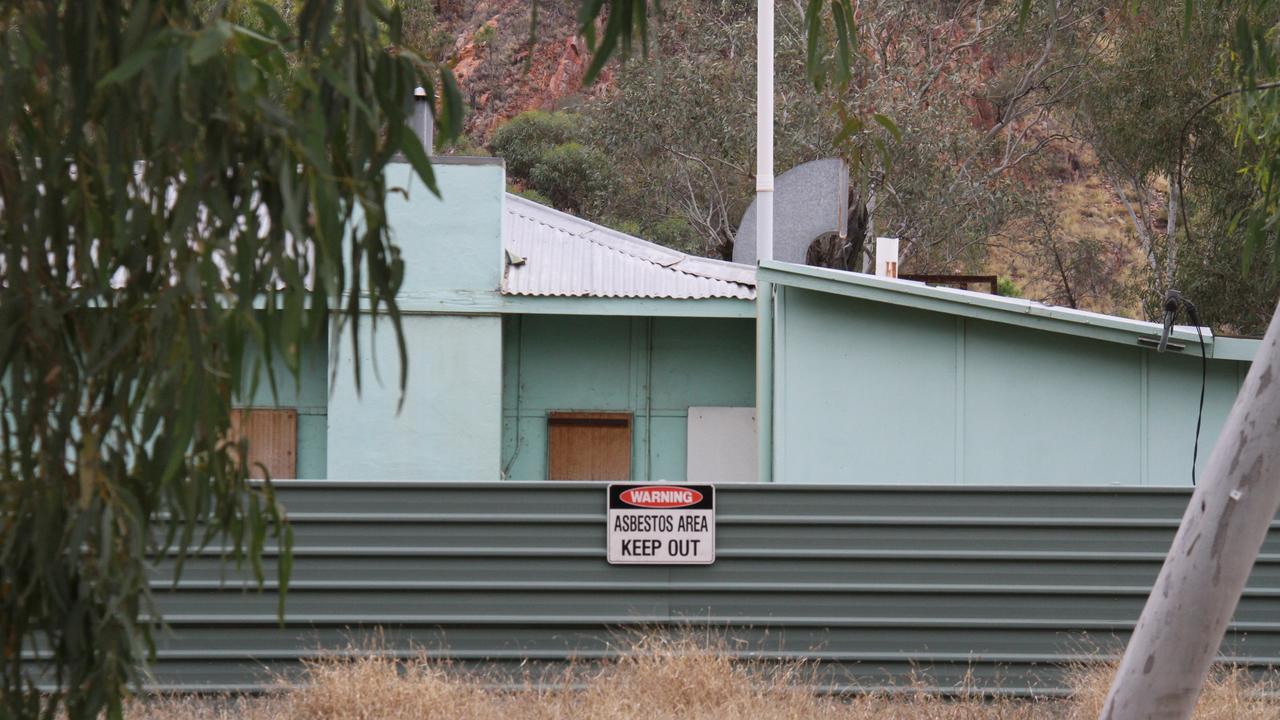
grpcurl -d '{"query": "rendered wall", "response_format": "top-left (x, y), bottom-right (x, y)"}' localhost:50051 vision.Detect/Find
top-left (501, 314), bottom-right (756, 481)
top-left (774, 286), bottom-right (1249, 485)
top-left (379, 160), bottom-right (504, 300)
top-left (326, 159), bottom-right (506, 479)
top-left (328, 315), bottom-right (502, 479)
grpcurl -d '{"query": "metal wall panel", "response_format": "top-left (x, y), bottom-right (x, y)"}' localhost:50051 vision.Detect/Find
top-left (773, 285), bottom-right (1252, 487)
top-left (142, 482), bottom-right (1280, 695)
top-left (501, 315), bottom-right (757, 482)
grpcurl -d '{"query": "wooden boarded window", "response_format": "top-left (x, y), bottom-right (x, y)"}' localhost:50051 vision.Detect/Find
top-left (547, 412), bottom-right (632, 481)
top-left (229, 409), bottom-right (297, 480)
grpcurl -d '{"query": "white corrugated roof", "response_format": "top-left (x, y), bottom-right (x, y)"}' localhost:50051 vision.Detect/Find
top-left (502, 194), bottom-right (756, 300)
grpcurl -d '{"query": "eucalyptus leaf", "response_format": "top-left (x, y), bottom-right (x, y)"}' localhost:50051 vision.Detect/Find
top-left (872, 113), bottom-right (902, 142)
top-left (0, 2), bottom-right (448, 718)
top-left (188, 20), bottom-right (233, 65)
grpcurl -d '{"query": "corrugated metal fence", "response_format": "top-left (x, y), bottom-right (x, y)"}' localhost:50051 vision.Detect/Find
top-left (148, 482), bottom-right (1280, 695)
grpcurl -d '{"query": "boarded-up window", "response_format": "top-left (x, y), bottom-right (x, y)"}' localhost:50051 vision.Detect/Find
top-left (547, 412), bottom-right (632, 481)
top-left (229, 409), bottom-right (297, 480)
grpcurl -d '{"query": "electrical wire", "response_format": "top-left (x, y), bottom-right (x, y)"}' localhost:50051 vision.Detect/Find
top-left (501, 316), bottom-right (524, 479)
top-left (1161, 290), bottom-right (1208, 486)
top-left (1164, 79), bottom-right (1280, 485)
top-left (1188, 304), bottom-right (1207, 486)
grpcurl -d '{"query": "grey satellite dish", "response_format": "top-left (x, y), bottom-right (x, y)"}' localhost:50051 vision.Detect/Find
top-left (732, 158), bottom-right (850, 265)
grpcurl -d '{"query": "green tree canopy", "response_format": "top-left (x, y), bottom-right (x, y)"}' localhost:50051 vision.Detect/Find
top-left (0, 1), bottom-right (461, 717)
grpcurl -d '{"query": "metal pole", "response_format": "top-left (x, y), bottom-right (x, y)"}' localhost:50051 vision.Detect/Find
top-left (755, 0), bottom-right (774, 483)
top-left (1100, 303), bottom-right (1280, 719)
top-left (756, 0), bottom-right (773, 264)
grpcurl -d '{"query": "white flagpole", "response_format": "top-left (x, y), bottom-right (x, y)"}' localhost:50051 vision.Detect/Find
top-left (756, 0), bottom-right (774, 264)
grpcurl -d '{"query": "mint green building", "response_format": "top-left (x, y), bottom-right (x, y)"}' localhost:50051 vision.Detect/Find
top-left (174, 158), bottom-right (1276, 696)
top-left (240, 158), bottom-right (1258, 486)
top-left (244, 158), bottom-right (759, 482)
top-left (755, 262), bottom-right (1257, 486)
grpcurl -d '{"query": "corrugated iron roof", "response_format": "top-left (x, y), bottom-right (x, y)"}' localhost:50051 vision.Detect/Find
top-left (502, 194), bottom-right (756, 300)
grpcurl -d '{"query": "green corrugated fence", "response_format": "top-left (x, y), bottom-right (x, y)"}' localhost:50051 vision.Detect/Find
top-left (138, 481), bottom-right (1280, 695)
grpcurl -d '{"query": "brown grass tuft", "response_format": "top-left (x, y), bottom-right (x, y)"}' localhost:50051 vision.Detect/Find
top-left (129, 634), bottom-right (1280, 719)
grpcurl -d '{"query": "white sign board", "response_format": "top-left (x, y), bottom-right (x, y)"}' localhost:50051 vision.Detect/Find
top-left (607, 484), bottom-right (715, 565)
top-left (686, 407), bottom-right (758, 484)
top-left (875, 236), bottom-right (899, 278)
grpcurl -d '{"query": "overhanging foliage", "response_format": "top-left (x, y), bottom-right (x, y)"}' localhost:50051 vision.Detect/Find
top-left (0, 1), bottom-right (461, 718)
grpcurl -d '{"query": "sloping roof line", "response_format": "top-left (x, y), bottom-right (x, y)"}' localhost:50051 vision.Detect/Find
top-left (502, 194), bottom-right (756, 300)
top-left (759, 260), bottom-right (1264, 361)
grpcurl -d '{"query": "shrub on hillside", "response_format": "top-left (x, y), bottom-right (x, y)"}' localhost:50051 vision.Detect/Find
top-left (528, 142), bottom-right (613, 215)
top-left (603, 217), bottom-right (643, 236)
top-left (513, 187), bottom-right (552, 206)
top-left (489, 111), bottom-right (580, 179)
top-left (650, 217), bottom-right (699, 253)
top-left (997, 276), bottom-right (1023, 298)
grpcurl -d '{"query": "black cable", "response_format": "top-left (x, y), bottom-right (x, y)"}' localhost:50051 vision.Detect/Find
top-left (1167, 81), bottom-right (1280, 484)
top-left (1160, 290), bottom-right (1207, 486)
top-left (1188, 303), bottom-right (1206, 486)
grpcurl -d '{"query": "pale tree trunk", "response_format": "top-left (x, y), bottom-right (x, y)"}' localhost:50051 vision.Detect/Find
top-left (860, 175), bottom-right (879, 273)
top-left (1113, 176), bottom-right (1158, 275)
top-left (1099, 154), bottom-right (1160, 278)
top-left (1100, 301), bottom-right (1280, 719)
top-left (1164, 175), bottom-right (1180, 288)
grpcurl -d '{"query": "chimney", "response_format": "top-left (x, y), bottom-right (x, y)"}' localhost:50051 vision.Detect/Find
top-left (875, 237), bottom-right (899, 278)
top-left (411, 86), bottom-right (434, 153)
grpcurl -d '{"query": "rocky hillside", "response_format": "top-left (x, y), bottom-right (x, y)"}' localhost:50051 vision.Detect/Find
top-left (422, 1), bottom-right (1261, 328)
top-left (429, 0), bottom-right (610, 138)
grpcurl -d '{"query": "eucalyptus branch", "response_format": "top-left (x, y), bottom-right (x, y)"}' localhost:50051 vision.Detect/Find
top-left (1175, 79), bottom-right (1280, 252)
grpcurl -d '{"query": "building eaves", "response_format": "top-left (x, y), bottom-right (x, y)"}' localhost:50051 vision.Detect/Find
top-left (759, 260), bottom-right (1261, 360)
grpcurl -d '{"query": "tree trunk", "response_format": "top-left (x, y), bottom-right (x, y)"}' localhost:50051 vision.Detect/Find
top-left (1049, 240), bottom-right (1078, 309)
top-left (1164, 175), bottom-right (1180, 288)
top-left (1101, 161), bottom-right (1159, 277)
top-left (861, 181), bottom-right (878, 273)
top-left (1100, 301), bottom-right (1280, 719)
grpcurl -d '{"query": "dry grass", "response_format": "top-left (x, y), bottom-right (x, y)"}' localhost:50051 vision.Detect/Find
top-left (987, 139), bottom-right (1148, 318)
top-left (130, 635), bottom-right (1280, 720)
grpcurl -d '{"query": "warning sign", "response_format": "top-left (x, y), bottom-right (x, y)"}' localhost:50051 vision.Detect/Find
top-left (607, 484), bottom-right (715, 565)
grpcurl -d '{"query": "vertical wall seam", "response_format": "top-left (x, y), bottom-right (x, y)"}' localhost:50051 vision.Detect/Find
top-left (500, 316), bottom-right (524, 479)
top-left (768, 283), bottom-right (778, 479)
top-left (955, 316), bottom-right (965, 485)
top-left (1139, 350), bottom-right (1149, 486)
top-left (628, 318), bottom-right (647, 482)
top-left (646, 317), bottom-right (654, 482)
top-left (756, 278), bottom-right (774, 483)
